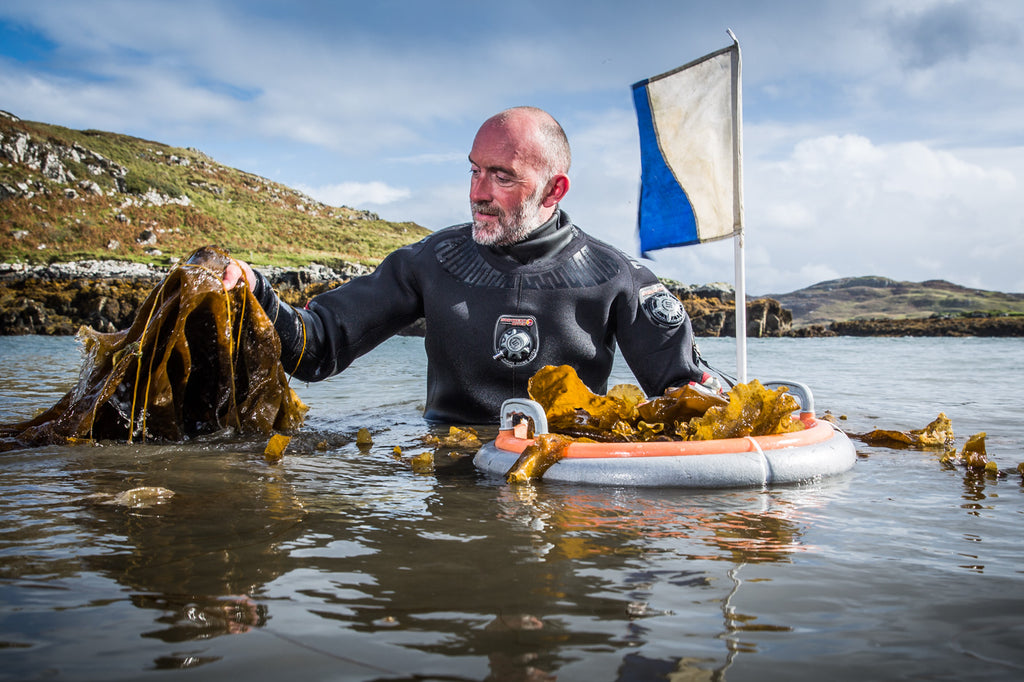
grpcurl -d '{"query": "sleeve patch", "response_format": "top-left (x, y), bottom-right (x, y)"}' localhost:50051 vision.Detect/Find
top-left (638, 284), bottom-right (685, 328)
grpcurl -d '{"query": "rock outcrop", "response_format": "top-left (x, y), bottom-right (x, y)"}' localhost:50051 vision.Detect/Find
top-left (0, 267), bottom-right (792, 338)
top-left (3, 263), bottom-right (1020, 338)
top-left (0, 260), bottom-right (407, 336)
top-left (827, 315), bottom-right (1024, 337)
top-left (0, 111), bottom-right (130, 198)
top-left (667, 282), bottom-right (793, 338)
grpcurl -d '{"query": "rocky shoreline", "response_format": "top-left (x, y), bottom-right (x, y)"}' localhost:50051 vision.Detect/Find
top-left (1, 260), bottom-right (1021, 337)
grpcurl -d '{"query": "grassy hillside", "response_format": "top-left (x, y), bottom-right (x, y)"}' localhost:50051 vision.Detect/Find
top-left (0, 111), bottom-right (430, 269)
top-left (770, 276), bottom-right (1024, 326)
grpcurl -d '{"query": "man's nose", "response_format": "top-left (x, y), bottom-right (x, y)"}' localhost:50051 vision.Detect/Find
top-left (470, 175), bottom-right (491, 203)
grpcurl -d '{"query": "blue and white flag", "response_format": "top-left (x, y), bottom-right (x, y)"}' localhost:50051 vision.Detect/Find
top-left (632, 40), bottom-right (743, 255)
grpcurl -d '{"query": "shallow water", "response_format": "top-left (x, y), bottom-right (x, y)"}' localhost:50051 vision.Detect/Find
top-left (1, 335), bottom-right (1022, 681)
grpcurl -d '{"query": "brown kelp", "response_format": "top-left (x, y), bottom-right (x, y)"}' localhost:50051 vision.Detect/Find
top-left (856, 413), bottom-right (955, 449)
top-left (851, 417), bottom-right (1014, 476)
top-left (507, 365), bottom-right (806, 481)
top-left (1, 247), bottom-right (306, 450)
top-left (526, 365), bottom-right (801, 444)
top-left (506, 432), bottom-right (575, 483)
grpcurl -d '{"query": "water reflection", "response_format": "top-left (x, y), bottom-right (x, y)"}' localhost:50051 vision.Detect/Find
top-left (68, 443), bottom-right (306, 669)
top-left (275, 462), bottom-right (826, 680)
top-left (495, 484), bottom-right (810, 565)
top-left (489, 483), bottom-right (814, 679)
top-left (1, 427), bottom-right (842, 680)
top-left (286, 474), bottom-right (625, 680)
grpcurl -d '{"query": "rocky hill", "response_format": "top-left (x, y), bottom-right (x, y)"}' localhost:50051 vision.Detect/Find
top-left (0, 111), bottom-right (429, 269)
top-left (770, 276), bottom-right (1024, 326)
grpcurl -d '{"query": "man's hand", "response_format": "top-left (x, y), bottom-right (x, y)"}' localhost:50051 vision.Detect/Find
top-left (223, 259), bottom-right (256, 291)
top-left (695, 372), bottom-right (725, 395)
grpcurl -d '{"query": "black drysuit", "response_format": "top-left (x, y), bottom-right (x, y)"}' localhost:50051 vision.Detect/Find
top-left (252, 210), bottom-right (704, 424)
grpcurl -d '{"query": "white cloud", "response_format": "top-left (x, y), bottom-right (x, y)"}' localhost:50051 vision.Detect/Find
top-left (298, 181), bottom-right (411, 208)
top-left (762, 201), bottom-right (816, 231)
top-left (385, 181), bottom-right (470, 231)
top-left (742, 134), bottom-right (1022, 292)
top-left (558, 108), bottom-right (643, 249)
top-left (388, 152), bottom-right (466, 165)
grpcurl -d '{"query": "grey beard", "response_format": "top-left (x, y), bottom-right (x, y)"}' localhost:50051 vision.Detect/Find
top-left (471, 194), bottom-right (546, 246)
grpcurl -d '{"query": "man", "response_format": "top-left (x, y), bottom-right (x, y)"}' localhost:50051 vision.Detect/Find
top-left (224, 106), bottom-right (712, 423)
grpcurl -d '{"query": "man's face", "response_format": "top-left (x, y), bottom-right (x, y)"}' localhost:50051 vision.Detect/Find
top-left (468, 121), bottom-right (551, 246)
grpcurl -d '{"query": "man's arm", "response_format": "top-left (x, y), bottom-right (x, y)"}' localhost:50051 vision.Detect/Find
top-left (614, 272), bottom-right (710, 397)
top-left (222, 247), bottom-right (426, 383)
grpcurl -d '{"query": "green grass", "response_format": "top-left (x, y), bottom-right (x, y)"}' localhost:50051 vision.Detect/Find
top-left (0, 115), bottom-right (430, 267)
top-left (776, 276), bottom-right (1024, 325)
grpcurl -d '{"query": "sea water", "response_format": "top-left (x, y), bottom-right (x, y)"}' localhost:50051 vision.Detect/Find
top-left (0, 335), bottom-right (1022, 681)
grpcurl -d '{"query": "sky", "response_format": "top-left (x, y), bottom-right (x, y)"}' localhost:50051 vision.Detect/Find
top-left (1, 0), bottom-right (1022, 295)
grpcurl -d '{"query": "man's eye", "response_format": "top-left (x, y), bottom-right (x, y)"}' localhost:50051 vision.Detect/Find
top-left (495, 175), bottom-right (513, 185)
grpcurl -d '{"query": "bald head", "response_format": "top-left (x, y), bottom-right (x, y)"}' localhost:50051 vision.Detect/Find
top-left (478, 107), bottom-right (571, 179)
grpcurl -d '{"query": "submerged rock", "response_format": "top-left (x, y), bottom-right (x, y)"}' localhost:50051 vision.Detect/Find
top-left (85, 486), bottom-right (176, 508)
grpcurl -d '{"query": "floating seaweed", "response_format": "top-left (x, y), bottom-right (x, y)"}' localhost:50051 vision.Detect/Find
top-left (941, 432), bottom-right (993, 471)
top-left (853, 416), bottom-right (1022, 479)
top-left (0, 246), bottom-right (307, 451)
top-left (856, 413), bottom-right (955, 449)
top-left (263, 433), bottom-right (293, 463)
top-left (421, 426), bottom-right (482, 451)
top-left (527, 364), bottom-right (647, 437)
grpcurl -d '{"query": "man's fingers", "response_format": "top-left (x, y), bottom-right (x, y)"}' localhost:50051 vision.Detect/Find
top-left (222, 262), bottom-right (241, 290)
top-left (223, 260), bottom-right (256, 291)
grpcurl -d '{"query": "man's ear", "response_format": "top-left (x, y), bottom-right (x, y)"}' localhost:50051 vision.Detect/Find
top-left (541, 174), bottom-right (570, 208)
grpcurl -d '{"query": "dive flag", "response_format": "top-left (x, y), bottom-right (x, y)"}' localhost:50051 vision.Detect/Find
top-left (632, 40), bottom-right (743, 255)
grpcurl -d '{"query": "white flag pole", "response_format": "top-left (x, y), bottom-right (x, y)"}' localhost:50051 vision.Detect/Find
top-left (734, 232), bottom-right (748, 383)
top-left (727, 29), bottom-right (747, 383)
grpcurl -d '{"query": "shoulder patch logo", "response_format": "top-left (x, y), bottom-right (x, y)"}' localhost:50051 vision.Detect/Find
top-left (638, 284), bottom-right (685, 328)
